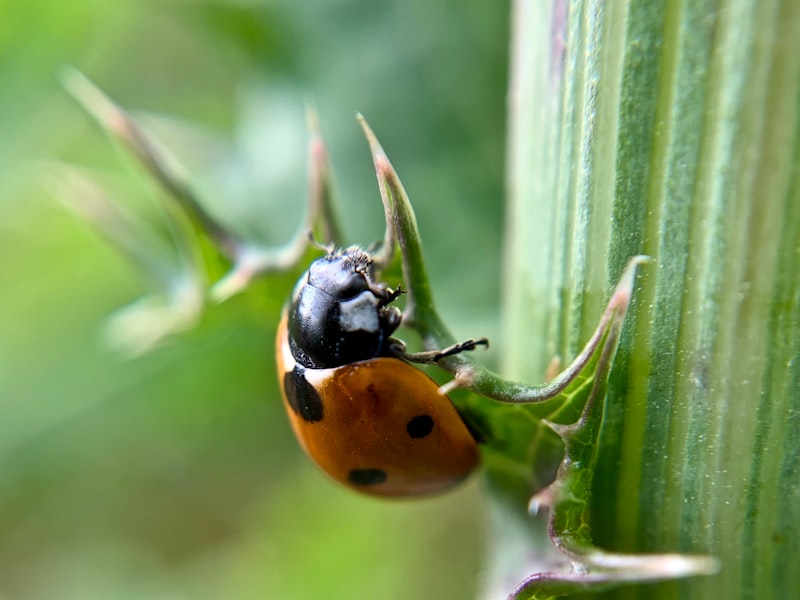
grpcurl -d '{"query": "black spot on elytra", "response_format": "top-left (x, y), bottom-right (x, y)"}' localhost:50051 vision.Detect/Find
top-left (406, 414), bottom-right (434, 439)
top-left (348, 468), bottom-right (387, 486)
top-left (284, 366), bottom-right (323, 422)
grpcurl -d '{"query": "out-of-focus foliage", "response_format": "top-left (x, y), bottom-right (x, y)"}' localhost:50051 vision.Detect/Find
top-left (0, 1), bottom-right (509, 598)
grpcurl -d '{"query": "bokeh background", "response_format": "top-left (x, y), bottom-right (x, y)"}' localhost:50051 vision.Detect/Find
top-left (1, 1), bottom-right (509, 598)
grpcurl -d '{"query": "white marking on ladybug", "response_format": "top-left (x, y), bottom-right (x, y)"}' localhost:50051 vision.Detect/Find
top-left (339, 292), bottom-right (380, 333)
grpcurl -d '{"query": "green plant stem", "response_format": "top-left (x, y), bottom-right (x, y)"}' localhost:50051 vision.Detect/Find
top-left (500, 1), bottom-right (800, 599)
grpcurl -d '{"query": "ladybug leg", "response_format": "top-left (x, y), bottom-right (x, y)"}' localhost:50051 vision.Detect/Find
top-left (377, 285), bottom-right (404, 305)
top-left (356, 264), bottom-right (405, 305)
top-left (396, 337), bottom-right (489, 364)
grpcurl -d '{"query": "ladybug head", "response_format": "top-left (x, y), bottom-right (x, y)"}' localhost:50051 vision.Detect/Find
top-left (307, 247), bottom-right (372, 297)
top-left (288, 246), bottom-right (403, 368)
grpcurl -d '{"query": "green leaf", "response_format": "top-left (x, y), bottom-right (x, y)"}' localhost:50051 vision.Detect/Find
top-left (359, 117), bottom-right (717, 595)
top-left (497, 1), bottom-right (800, 598)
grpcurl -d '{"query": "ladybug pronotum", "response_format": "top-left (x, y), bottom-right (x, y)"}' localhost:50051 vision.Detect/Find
top-left (276, 246), bottom-right (481, 497)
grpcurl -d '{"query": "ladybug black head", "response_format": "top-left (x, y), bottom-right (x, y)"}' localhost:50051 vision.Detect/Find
top-left (288, 247), bottom-right (402, 369)
top-left (306, 247), bottom-right (373, 299)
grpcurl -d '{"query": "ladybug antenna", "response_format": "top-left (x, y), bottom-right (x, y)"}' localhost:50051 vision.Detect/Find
top-left (306, 229), bottom-right (335, 255)
top-left (365, 239), bottom-right (383, 254)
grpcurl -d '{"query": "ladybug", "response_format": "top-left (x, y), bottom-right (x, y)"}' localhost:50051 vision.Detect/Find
top-left (276, 245), bottom-right (484, 497)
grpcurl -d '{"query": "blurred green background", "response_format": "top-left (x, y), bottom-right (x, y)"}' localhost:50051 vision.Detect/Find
top-left (1, 1), bottom-right (508, 598)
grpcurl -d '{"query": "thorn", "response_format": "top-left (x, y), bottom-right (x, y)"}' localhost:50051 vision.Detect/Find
top-left (542, 418), bottom-right (574, 440)
top-left (545, 355), bottom-right (562, 382)
top-left (529, 485), bottom-right (556, 515)
top-left (438, 367), bottom-right (477, 395)
top-left (210, 265), bottom-right (255, 303)
top-left (610, 255), bottom-right (652, 310)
